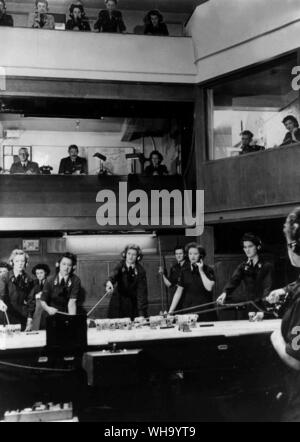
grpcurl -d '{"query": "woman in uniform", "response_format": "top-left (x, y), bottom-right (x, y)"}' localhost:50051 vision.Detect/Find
top-left (144, 151), bottom-right (169, 177)
top-left (31, 263), bottom-right (50, 330)
top-left (267, 208), bottom-right (300, 421)
top-left (143, 10), bottom-right (169, 36)
top-left (40, 253), bottom-right (80, 318)
top-left (0, 262), bottom-right (11, 278)
top-left (280, 115), bottom-right (300, 146)
top-left (168, 243), bottom-right (216, 321)
top-left (158, 245), bottom-right (187, 308)
top-left (216, 233), bottom-right (274, 319)
top-left (106, 244), bottom-right (148, 319)
top-left (0, 249), bottom-right (35, 331)
top-left (66, 3), bottom-right (91, 31)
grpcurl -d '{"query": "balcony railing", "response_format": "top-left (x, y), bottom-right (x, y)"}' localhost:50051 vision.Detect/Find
top-left (0, 174), bottom-right (185, 231)
top-left (202, 143), bottom-right (300, 222)
top-left (0, 27), bottom-right (196, 84)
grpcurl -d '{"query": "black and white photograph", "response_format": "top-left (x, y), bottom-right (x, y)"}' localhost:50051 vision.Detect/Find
top-left (0, 0), bottom-right (300, 426)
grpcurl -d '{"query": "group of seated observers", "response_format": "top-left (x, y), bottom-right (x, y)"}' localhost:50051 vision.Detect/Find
top-left (238, 115), bottom-right (300, 155)
top-left (0, 0), bottom-right (170, 36)
top-left (7, 146), bottom-right (169, 176)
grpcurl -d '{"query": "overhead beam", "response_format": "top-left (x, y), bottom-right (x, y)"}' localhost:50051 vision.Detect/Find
top-left (3, 77), bottom-right (195, 103)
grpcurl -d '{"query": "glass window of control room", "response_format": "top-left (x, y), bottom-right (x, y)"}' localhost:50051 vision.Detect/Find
top-left (0, 114), bottom-right (184, 176)
top-left (207, 52), bottom-right (299, 160)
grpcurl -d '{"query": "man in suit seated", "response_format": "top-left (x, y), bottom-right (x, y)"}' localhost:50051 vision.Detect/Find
top-left (59, 145), bottom-right (88, 175)
top-left (239, 130), bottom-right (265, 155)
top-left (94, 0), bottom-right (126, 33)
top-left (10, 148), bottom-right (41, 175)
top-left (27, 0), bottom-right (55, 29)
top-left (0, 0), bottom-right (13, 27)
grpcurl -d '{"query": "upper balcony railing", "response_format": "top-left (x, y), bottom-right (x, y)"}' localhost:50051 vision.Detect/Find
top-left (0, 26), bottom-right (196, 84)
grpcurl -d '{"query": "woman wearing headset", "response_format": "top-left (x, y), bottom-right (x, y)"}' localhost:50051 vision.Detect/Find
top-left (66, 3), bottom-right (91, 31)
top-left (217, 233), bottom-right (274, 319)
top-left (106, 244), bottom-right (148, 320)
top-left (0, 249), bottom-right (35, 331)
top-left (40, 253), bottom-right (80, 317)
top-left (144, 150), bottom-right (169, 177)
top-left (267, 208), bottom-right (300, 421)
top-left (169, 243), bottom-right (216, 321)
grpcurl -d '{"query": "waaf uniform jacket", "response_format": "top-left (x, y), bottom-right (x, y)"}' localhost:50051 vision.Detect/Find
top-left (0, 271), bottom-right (35, 329)
top-left (224, 258), bottom-right (274, 304)
top-left (108, 261), bottom-right (148, 320)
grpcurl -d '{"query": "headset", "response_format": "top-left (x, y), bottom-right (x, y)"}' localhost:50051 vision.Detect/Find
top-left (9, 249), bottom-right (29, 268)
top-left (55, 252), bottom-right (77, 274)
top-left (121, 244), bottom-right (143, 262)
top-left (69, 3), bottom-right (85, 17)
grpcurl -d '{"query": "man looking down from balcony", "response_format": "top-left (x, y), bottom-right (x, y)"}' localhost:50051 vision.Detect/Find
top-left (59, 144), bottom-right (88, 175)
top-left (66, 3), bottom-right (91, 31)
top-left (281, 115), bottom-right (300, 146)
top-left (10, 148), bottom-right (41, 175)
top-left (0, 1), bottom-right (13, 27)
top-left (94, 0), bottom-right (126, 33)
top-left (28, 0), bottom-right (55, 29)
top-left (239, 130), bottom-right (265, 155)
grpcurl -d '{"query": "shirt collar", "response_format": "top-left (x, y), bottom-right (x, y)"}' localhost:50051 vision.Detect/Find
top-left (58, 273), bottom-right (69, 283)
top-left (126, 263), bottom-right (135, 270)
top-left (247, 256), bottom-right (259, 266)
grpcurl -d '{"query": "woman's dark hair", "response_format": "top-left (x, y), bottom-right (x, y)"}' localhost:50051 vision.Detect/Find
top-left (185, 242), bottom-right (206, 260)
top-left (69, 3), bottom-right (86, 17)
top-left (241, 233), bottom-right (262, 250)
top-left (68, 144), bottom-right (79, 152)
top-left (32, 263), bottom-right (50, 277)
top-left (56, 252), bottom-right (77, 273)
top-left (0, 262), bottom-right (11, 271)
top-left (149, 150), bottom-right (163, 163)
top-left (105, 0), bottom-right (118, 4)
top-left (174, 245), bottom-right (184, 254)
top-left (282, 115), bottom-right (299, 128)
top-left (144, 9), bottom-right (164, 25)
top-left (284, 207), bottom-right (300, 256)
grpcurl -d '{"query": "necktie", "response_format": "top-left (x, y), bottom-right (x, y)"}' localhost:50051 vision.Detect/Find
top-left (60, 278), bottom-right (66, 288)
top-left (128, 266), bottom-right (135, 280)
top-left (192, 264), bottom-right (198, 274)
